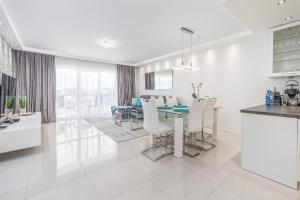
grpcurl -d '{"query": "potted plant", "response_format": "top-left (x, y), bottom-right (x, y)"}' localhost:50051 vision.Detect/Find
top-left (18, 96), bottom-right (26, 114)
top-left (5, 96), bottom-right (15, 114)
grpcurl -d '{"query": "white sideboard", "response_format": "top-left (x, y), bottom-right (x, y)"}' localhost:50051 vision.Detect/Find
top-left (0, 112), bottom-right (41, 153)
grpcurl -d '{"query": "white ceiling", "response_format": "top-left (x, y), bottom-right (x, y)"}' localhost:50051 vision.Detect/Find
top-left (225, 0), bottom-right (300, 30)
top-left (0, 0), bottom-right (248, 65)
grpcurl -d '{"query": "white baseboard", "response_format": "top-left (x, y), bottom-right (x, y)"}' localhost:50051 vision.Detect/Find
top-left (219, 128), bottom-right (241, 135)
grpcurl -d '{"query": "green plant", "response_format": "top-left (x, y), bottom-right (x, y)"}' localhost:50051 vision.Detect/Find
top-left (191, 82), bottom-right (203, 100)
top-left (192, 83), bottom-right (197, 99)
top-left (19, 97), bottom-right (26, 109)
top-left (6, 96), bottom-right (15, 109)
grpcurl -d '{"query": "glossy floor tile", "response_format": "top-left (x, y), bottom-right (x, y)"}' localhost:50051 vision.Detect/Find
top-left (87, 160), bottom-right (147, 200)
top-left (0, 119), bottom-right (300, 200)
top-left (206, 187), bottom-right (241, 200)
top-left (152, 165), bottom-right (218, 200)
top-left (27, 177), bottom-right (98, 200)
top-left (112, 181), bottom-right (170, 200)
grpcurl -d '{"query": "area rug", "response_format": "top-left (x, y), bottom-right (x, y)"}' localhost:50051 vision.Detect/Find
top-left (86, 117), bottom-right (148, 142)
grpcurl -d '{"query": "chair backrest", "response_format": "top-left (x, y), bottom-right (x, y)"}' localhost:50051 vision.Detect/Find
top-left (188, 99), bottom-right (205, 132)
top-left (141, 99), bottom-right (158, 134)
top-left (166, 96), bottom-right (178, 106)
top-left (132, 98), bottom-right (136, 105)
top-left (132, 97), bottom-right (143, 107)
top-left (151, 96), bottom-right (165, 107)
top-left (203, 97), bottom-right (217, 127)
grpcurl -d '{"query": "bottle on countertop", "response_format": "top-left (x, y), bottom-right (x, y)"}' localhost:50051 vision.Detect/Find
top-left (273, 87), bottom-right (282, 106)
top-left (265, 90), bottom-right (273, 106)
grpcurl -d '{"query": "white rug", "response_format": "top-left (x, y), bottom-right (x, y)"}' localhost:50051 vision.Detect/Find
top-left (86, 117), bottom-right (148, 142)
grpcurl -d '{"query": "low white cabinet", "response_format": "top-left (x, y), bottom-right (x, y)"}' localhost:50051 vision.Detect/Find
top-left (0, 112), bottom-right (41, 153)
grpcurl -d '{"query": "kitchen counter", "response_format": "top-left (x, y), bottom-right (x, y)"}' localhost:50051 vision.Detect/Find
top-left (241, 105), bottom-right (300, 189)
top-left (240, 104), bottom-right (300, 118)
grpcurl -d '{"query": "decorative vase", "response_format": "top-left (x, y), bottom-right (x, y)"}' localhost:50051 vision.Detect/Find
top-left (5, 96), bottom-right (15, 115)
top-left (20, 108), bottom-right (26, 114)
top-left (18, 96), bottom-right (27, 114)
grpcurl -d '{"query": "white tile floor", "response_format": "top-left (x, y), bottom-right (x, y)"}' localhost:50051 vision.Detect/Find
top-left (1, 119), bottom-right (300, 200)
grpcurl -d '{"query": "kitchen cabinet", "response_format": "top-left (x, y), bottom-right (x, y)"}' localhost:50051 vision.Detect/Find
top-left (241, 105), bottom-right (300, 189)
top-left (269, 21), bottom-right (300, 77)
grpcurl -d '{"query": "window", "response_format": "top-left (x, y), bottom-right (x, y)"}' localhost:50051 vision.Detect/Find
top-left (56, 62), bottom-right (117, 120)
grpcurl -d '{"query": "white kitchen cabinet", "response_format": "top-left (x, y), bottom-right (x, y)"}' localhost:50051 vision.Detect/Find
top-left (241, 113), bottom-right (299, 189)
top-left (269, 21), bottom-right (300, 77)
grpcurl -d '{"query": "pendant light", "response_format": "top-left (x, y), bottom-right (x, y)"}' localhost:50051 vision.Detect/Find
top-left (173, 27), bottom-right (199, 71)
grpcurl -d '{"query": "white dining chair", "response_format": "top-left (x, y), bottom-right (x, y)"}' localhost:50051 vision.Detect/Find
top-left (166, 96), bottom-right (178, 106)
top-left (141, 99), bottom-right (174, 161)
top-left (195, 97), bottom-right (217, 150)
top-left (151, 96), bottom-right (165, 107)
top-left (184, 98), bottom-right (205, 157)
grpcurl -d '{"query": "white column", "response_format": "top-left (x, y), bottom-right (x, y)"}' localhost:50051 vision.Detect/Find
top-left (174, 117), bottom-right (183, 158)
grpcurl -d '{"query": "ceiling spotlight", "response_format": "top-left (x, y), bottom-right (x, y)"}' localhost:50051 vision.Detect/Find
top-left (97, 39), bottom-right (118, 48)
top-left (284, 16), bottom-right (293, 21)
top-left (277, 0), bottom-right (287, 5)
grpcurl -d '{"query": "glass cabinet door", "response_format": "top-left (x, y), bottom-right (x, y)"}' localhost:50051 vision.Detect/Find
top-left (273, 24), bottom-right (300, 73)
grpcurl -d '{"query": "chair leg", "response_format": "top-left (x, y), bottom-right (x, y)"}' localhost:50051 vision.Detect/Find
top-left (141, 131), bottom-right (174, 161)
top-left (194, 128), bottom-right (216, 151)
top-left (183, 131), bottom-right (201, 158)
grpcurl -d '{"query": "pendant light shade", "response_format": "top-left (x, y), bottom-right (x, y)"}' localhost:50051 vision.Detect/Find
top-left (173, 27), bottom-right (199, 71)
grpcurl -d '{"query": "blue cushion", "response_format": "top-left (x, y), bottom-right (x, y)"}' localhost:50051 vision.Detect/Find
top-left (134, 97), bottom-right (142, 107)
top-left (111, 105), bottom-right (132, 114)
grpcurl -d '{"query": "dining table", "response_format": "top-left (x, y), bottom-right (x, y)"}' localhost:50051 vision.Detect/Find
top-left (157, 105), bottom-right (221, 158)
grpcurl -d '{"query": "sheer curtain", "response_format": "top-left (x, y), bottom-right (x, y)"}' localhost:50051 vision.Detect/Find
top-left (56, 57), bottom-right (117, 120)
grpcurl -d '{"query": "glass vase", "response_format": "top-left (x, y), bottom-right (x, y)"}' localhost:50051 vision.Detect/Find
top-left (18, 96), bottom-right (27, 114)
top-left (5, 96), bottom-right (15, 114)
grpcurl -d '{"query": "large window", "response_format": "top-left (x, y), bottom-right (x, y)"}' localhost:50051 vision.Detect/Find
top-left (56, 62), bottom-right (117, 120)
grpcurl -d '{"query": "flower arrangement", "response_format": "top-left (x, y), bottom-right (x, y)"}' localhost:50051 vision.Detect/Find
top-left (191, 82), bottom-right (203, 100)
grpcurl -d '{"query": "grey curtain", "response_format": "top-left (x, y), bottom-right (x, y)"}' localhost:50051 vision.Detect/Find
top-left (1, 73), bottom-right (16, 113)
top-left (13, 50), bottom-right (56, 123)
top-left (145, 72), bottom-right (155, 90)
top-left (117, 64), bottom-right (135, 106)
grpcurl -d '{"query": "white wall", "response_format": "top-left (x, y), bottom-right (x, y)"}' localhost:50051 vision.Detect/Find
top-left (55, 56), bottom-right (116, 72)
top-left (137, 30), bottom-right (296, 133)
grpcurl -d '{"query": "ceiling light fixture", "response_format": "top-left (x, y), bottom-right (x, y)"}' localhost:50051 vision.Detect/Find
top-left (97, 39), bottom-right (118, 48)
top-left (277, 0), bottom-right (287, 6)
top-left (173, 27), bottom-right (199, 71)
top-left (284, 16), bottom-right (293, 21)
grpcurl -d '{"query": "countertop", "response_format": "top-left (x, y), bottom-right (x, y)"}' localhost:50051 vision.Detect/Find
top-left (240, 104), bottom-right (300, 118)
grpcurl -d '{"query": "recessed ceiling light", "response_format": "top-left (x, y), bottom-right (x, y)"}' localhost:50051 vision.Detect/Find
top-left (97, 39), bottom-right (118, 48)
top-left (284, 16), bottom-right (293, 21)
top-left (277, 0), bottom-right (287, 6)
